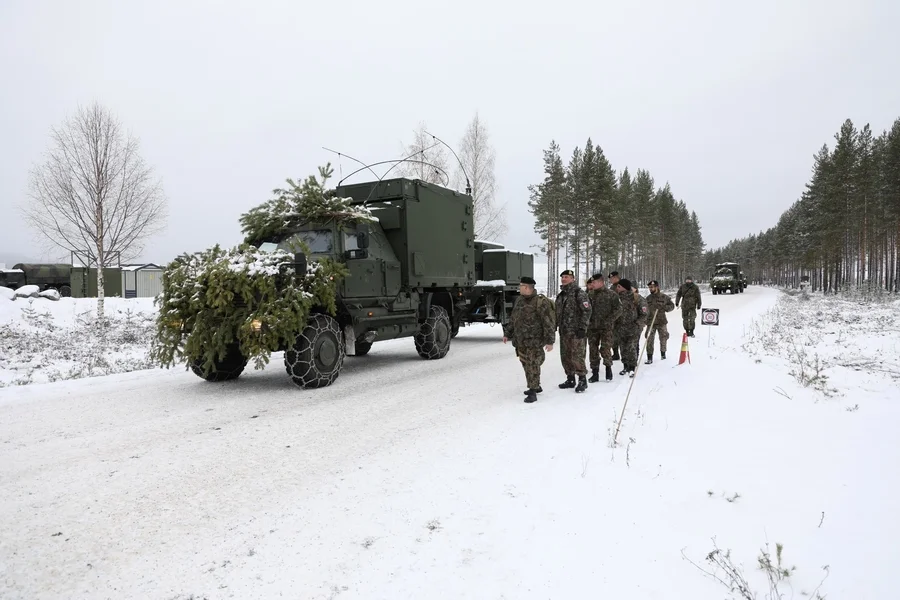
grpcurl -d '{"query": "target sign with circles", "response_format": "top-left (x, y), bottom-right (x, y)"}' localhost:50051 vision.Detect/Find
top-left (701, 308), bottom-right (720, 326)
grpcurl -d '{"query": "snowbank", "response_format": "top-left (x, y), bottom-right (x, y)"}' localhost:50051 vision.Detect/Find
top-left (742, 288), bottom-right (899, 398)
top-left (0, 297), bottom-right (158, 388)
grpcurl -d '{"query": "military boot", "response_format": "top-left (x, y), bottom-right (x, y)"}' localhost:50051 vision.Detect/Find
top-left (644, 353), bottom-right (653, 365)
top-left (660, 351), bottom-right (666, 360)
top-left (605, 365), bottom-right (613, 380)
top-left (559, 376), bottom-right (575, 389)
top-left (588, 368), bottom-right (600, 383)
top-left (619, 367), bottom-right (629, 376)
top-left (575, 375), bottom-right (588, 393)
top-left (523, 386), bottom-right (543, 395)
top-left (524, 390), bottom-right (538, 403)
top-left (612, 349), bottom-right (620, 361)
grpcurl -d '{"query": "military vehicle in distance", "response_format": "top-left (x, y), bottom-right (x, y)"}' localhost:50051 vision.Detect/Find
top-left (9, 264), bottom-right (73, 296)
top-left (186, 177), bottom-right (534, 389)
top-left (711, 262), bottom-right (743, 295)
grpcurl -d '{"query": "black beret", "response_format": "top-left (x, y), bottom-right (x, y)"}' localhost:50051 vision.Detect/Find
top-left (592, 272), bottom-right (604, 280)
top-left (520, 276), bottom-right (536, 285)
top-left (648, 280), bottom-right (659, 286)
top-left (618, 278), bottom-right (632, 291)
top-left (560, 269), bottom-right (574, 277)
top-left (608, 271), bottom-right (619, 278)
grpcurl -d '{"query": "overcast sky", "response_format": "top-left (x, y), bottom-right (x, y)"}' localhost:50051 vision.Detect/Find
top-left (2, 0), bottom-right (898, 267)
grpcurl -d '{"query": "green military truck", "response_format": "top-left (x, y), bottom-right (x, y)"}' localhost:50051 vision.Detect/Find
top-left (157, 173), bottom-right (533, 389)
top-left (711, 262), bottom-right (743, 295)
top-left (451, 240), bottom-right (534, 337)
top-left (10, 263), bottom-right (73, 296)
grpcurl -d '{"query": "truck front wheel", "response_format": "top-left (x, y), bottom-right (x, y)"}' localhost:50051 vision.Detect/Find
top-left (284, 313), bottom-right (345, 388)
top-left (190, 342), bottom-right (247, 382)
top-left (415, 305), bottom-right (451, 360)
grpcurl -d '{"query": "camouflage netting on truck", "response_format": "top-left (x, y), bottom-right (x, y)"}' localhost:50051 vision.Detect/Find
top-left (151, 164), bottom-right (371, 375)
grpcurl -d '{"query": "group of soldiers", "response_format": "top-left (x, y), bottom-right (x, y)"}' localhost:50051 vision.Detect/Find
top-left (502, 270), bottom-right (703, 403)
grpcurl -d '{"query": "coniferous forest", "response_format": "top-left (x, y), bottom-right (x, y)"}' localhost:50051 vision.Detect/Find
top-left (706, 118), bottom-right (900, 293)
top-left (527, 139), bottom-right (705, 296)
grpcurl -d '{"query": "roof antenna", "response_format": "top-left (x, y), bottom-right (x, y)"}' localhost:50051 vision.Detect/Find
top-left (323, 147), bottom-right (381, 185)
top-left (425, 130), bottom-right (470, 195)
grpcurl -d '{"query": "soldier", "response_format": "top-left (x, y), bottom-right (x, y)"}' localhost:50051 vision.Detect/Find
top-left (614, 278), bottom-right (648, 377)
top-left (608, 271), bottom-right (622, 361)
top-left (555, 269), bottom-right (591, 393)
top-left (675, 275), bottom-right (702, 337)
top-left (502, 276), bottom-right (556, 403)
top-left (643, 280), bottom-right (675, 364)
top-left (586, 272), bottom-right (622, 382)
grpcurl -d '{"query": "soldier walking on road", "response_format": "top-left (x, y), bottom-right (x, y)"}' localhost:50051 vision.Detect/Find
top-left (644, 280), bottom-right (675, 364)
top-left (555, 269), bottom-right (591, 393)
top-left (503, 276), bottom-right (556, 403)
top-left (614, 278), bottom-right (649, 377)
top-left (675, 275), bottom-right (702, 337)
top-left (586, 273), bottom-right (622, 382)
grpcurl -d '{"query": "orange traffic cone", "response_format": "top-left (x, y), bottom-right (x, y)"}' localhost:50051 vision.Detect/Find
top-left (677, 332), bottom-right (691, 365)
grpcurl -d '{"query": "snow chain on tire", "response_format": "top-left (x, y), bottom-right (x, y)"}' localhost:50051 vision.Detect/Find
top-left (414, 305), bottom-right (451, 360)
top-left (284, 313), bottom-right (345, 388)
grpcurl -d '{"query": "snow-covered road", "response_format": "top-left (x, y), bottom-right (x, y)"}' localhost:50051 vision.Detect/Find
top-left (2, 286), bottom-right (897, 599)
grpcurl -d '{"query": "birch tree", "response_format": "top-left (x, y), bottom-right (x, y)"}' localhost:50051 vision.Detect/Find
top-left (457, 113), bottom-right (507, 241)
top-left (22, 102), bottom-right (167, 319)
top-left (395, 121), bottom-right (450, 185)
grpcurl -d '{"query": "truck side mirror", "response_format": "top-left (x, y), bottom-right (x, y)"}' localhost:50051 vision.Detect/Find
top-left (293, 252), bottom-right (307, 276)
top-left (356, 230), bottom-right (370, 249)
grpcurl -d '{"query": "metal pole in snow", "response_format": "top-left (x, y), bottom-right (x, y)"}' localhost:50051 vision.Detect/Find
top-left (613, 308), bottom-right (658, 446)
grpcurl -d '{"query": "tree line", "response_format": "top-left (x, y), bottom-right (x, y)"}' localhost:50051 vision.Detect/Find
top-left (527, 139), bottom-right (705, 296)
top-left (706, 118), bottom-right (900, 292)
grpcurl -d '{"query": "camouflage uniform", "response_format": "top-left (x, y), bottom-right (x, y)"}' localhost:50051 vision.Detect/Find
top-left (502, 292), bottom-right (556, 392)
top-left (644, 290), bottom-right (675, 358)
top-left (617, 289), bottom-right (649, 373)
top-left (587, 286), bottom-right (622, 373)
top-left (675, 281), bottom-right (702, 336)
top-left (555, 281), bottom-right (591, 381)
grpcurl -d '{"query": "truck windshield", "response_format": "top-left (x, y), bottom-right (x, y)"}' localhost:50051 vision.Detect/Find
top-left (259, 230), bottom-right (334, 254)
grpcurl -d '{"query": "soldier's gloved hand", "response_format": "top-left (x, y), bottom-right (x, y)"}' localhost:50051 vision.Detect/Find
top-left (575, 329), bottom-right (586, 339)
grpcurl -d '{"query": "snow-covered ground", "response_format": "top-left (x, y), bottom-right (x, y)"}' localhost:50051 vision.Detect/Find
top-left (0, 295), bottom-right (157, 387)
top-left (1, 286), bottom-right (898, 599)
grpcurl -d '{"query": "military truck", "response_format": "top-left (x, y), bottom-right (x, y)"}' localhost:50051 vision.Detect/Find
top-left (174, 176), bottom-right (532, 389)
top-left (711, 262), bottom-right (743, 295)
top-left (0, 268), bottom-right (26, 290)
top-left (450, 240), bottom-right (534, 337)
top-left (10, 263), bottom-right (72, 296)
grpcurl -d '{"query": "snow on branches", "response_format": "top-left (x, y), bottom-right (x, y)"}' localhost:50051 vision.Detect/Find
top-left (239, 163), bottom-right (378, 247)
top-left (151, 243), bottom-right (348, 376)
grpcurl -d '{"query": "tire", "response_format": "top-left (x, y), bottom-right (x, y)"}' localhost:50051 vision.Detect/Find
top-left (190, 342), bottom-right (247, 382)
top-left (414, 305), bottom-right (451, 360)
top-left (59, 285), bottom-right (72, 297)
top-left (353, 341), bottom-right (373, 356)
top-left (284, 313), bottom-right (345, 388)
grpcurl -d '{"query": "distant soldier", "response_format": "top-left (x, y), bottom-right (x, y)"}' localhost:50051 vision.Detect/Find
top-left (675, 275), bottom-right (702, 337)
top-left (643, 280), bottom-right (675, 364)
top-left (503, 276), bottom-right (556, 403)
top-left (608, 271), bottom-right (622, 361)
top-left (555, 269), bottom-right (591, 393)
top-left (614, 278), bottom-right (648, 377)
top-left (586, 273), bottom-right (622, 382)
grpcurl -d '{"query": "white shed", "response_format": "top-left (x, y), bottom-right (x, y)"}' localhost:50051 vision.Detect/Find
top-left (121, 263), bottom-right (164, 298)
